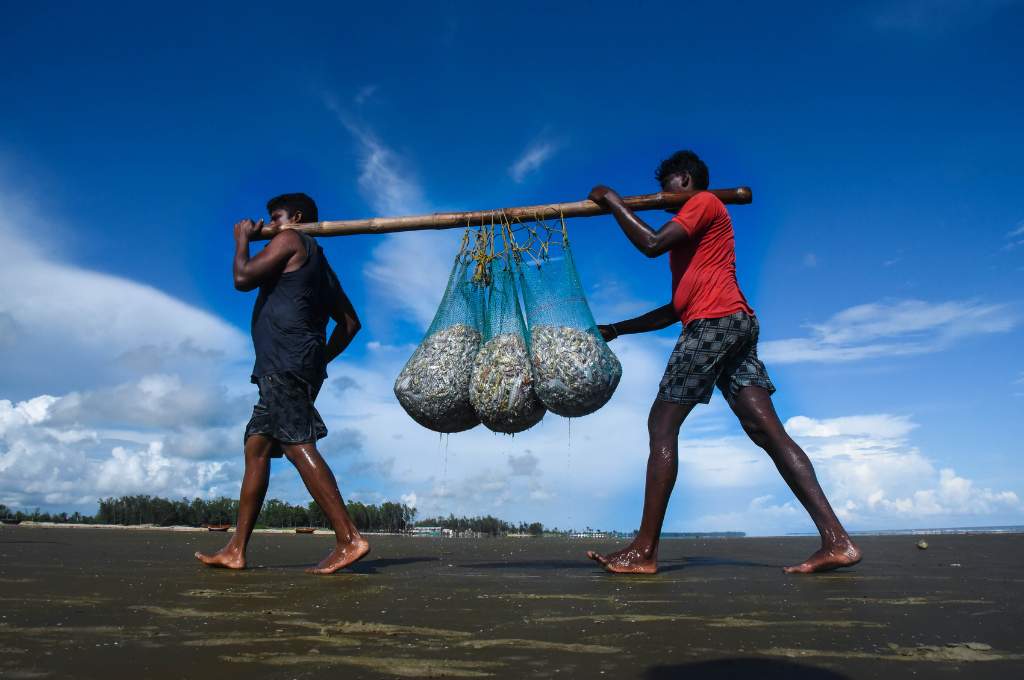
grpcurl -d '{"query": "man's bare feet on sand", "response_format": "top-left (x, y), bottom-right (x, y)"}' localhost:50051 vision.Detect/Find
top-left (306, 537), bottom-right (371, 575)
top-left (195, 546), bottom-right (246, 570)
top-left (586, 545), bottom-right (658, 574)
top-left (784, 541), bottom-right (862, 574)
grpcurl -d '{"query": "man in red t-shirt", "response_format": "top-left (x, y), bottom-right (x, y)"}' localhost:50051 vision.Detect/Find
top-left (585, 150), bottom-right (861, 575)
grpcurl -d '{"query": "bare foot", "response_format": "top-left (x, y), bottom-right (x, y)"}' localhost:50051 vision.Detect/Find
top-left (195, 545), bottom-right (246, 570)
top-left (586, 544), bottom-right (658, 574)
top-left (306, 536), bottom-right (371, 575)
top-left (784, 540), bottom-right (862, 574)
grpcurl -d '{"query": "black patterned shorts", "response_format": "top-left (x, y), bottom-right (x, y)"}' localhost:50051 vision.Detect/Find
top-left (244, 372), bottom-right (327, 456)
top-left (657, 311), bottom-right (776, 405)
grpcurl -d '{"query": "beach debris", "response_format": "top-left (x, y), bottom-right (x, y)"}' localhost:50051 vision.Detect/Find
top-left (470, 333), bottom-right (546, 434)
top-left (916, 540), bottom-right (929, 550)
top-left (529, 325), bottom-right (622, 417)
top-left (395, 324), bottom-right (483, 432)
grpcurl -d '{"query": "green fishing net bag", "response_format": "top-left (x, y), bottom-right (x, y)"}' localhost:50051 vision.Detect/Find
top-left (517, 230), bottom-right (621, 417)
top-left (469, 259), bottom-right (546, 433)
top-left (394, 251), bottom-right (485, 433)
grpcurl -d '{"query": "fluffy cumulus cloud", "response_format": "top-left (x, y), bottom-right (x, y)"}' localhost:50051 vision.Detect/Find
top-left (0, 395), bottom-right (234, 508)
top-left (786, 414), bottom-right (1019, 525)
top-left (760, 299), bottom-right (1016, 364)
top-left (0, 191), bottom-right (250, 512)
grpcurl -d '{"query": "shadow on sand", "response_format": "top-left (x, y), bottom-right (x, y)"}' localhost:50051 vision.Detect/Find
top-left (646, 658), bottom-right (851, 679)
top-left (246, 556), bottom-right (437, 573)
top-left (459, 555), bottom-right (776, 573)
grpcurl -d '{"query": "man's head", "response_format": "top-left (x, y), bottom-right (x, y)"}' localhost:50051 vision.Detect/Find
top-left (655, 150), bottom-right (709, 193)
top-left (266, 193), bottom-right (318, 227)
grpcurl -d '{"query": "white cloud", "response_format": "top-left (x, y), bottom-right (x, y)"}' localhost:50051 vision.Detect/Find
top-left (1004, 221), bottom-right (1024, 251)
top-left (509, 137), bottom-right (561, 183)
top-left (870, 0), bottom-right (1016, 35)
top-left (785, 414), bottom-right (1019, 523)
top-left (354, 84), bottom-right (379, 106)
top-left (0, 210), bottom-right (247, 398)
top-left (0, 395), bottom-right (235, 508)
top-left (0, 189), bottom-right (251, 512)
top-left (324, 96), bottom-right (453, 329)
top-left (761, 299), bottom-right (1016, 364)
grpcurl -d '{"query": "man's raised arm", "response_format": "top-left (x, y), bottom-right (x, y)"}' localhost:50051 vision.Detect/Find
top-left (233, 220), bottom-right (302, 291)
top-left (588, 186), bottom-right (691, 258)
top-left (599, 303), bottom-right (678, 341)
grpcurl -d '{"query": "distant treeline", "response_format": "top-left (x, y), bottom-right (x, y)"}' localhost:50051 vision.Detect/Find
top-left (0, 497), bottom-right (417, 533)
top-left (0, 504), bottom-right (93, 524)
top-left (2, 497), bottom-right (542, 536)
top-left (417, 514), bottom-right (545, 537)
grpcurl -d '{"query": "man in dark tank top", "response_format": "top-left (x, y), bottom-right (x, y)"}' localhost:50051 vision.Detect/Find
top-left (196, 192), bottom-right (370, 574)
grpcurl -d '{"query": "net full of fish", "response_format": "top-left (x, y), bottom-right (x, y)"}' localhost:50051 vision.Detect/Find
top-left (470, 333), bottom-right (546, 434)
top-left (394, 324), bottom-right (482, 433)
top-left (529, 324), bottom-right (622, 417)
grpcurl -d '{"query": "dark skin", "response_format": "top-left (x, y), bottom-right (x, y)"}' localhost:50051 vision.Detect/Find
top-left (195, 208), bottom-right (369, 574)
top-left (584, 172), bottom-right (861, 575)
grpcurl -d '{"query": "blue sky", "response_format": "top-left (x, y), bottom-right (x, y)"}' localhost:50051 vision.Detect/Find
top-left (1, 1), bottom-right (1022, 534)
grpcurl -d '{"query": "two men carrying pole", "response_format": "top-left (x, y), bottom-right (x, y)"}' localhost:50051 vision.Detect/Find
top-left (198, 151), bottom-right (859, 576)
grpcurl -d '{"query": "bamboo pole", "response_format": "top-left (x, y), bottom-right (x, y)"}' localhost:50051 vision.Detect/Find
top-left (254, 187), bottom-right (751, 240)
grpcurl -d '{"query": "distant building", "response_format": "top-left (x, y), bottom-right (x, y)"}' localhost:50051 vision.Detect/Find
top-left (570, 530), bottom-right (608, 539)
top-left (410, 526), bottom-right (443, 536)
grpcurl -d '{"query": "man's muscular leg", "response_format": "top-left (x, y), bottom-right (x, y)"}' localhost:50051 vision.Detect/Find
top-left (195, 434), bottom-right (274, 569)
top-left (587, 399), bottom-right (695, 574)
top-left (282, 442), bottom-right (369, 574)
top-left (728, 386), bottom-right (861, 573)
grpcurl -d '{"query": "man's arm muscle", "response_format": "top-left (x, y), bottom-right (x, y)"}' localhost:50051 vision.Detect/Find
top-left (589, 186), bottom-right (691, 258)
top-left (233, 227), bottom-right (302, 291)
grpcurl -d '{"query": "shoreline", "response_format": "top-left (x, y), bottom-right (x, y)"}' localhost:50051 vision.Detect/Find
top-left (6, 520), bottom-right (1023, 537)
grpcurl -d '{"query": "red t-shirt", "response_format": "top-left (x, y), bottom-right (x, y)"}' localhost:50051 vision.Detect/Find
top-left (669, 192), bottom-right (753, 324)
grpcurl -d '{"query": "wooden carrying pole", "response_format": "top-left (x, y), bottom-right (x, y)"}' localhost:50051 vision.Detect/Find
top-left (254, 187), bottom-right (751, 240)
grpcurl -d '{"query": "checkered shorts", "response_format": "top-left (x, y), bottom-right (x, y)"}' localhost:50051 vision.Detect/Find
top-left (244, 372), bottom-right (328, 456)
top-left (657, 311), bottom-right (776, 405)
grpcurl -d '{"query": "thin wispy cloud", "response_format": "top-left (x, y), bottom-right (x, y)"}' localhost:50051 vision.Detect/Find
top-left (1004, 221), bottom-right (1024, 251)
top-left (869, 0), bottom-right (1017, 35)
top-left (323, 93), bottom-right (451, 328)
top-left (354, 84), bottom-right (379, 106)
top-left (761, 299), bottom-right (1016, 364)
top-left (509, 137), bottom-right (562, 183)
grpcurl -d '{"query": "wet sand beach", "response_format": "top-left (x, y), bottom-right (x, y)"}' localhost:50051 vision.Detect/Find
top-left (1, 526), bottom-right (1021, 678)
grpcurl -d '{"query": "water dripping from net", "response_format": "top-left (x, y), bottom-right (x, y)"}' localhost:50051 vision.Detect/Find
top-left (567, 417), bottom-right (573, 532)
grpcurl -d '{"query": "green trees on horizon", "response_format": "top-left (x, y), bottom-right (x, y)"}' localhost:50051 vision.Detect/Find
top-left (2, 497), bottom-right (544, 536)
top-left (416, 514), bottom-right (546, 537)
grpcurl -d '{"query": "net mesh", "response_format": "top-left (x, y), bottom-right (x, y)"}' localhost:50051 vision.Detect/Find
top-left (394, 231), bottom-right (487, 433)
top-left (513, 216), bottom-right (622, 417)
top-left (469, 248), bottom-right (546, 434)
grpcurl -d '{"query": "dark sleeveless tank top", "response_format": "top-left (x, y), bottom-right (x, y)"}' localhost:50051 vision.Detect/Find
top-left (250, 231), bottom-right (340, 385)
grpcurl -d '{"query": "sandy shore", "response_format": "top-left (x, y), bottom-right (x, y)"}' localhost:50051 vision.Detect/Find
top-left (1, 526), bottom-right (1021, 678)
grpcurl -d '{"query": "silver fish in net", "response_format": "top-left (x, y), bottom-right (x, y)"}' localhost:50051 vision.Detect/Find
top-left (394, 324), bottom-right (483, 433)
top-left (470, 333), bottom-right (546, 434)
top-left (529, 325), bottom-right (622, 417)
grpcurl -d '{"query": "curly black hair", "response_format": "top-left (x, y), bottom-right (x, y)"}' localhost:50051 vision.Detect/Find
top-left (655, 150), bottom-right (709, 190)
top-left (266, 192), bottom-right (318, 223)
